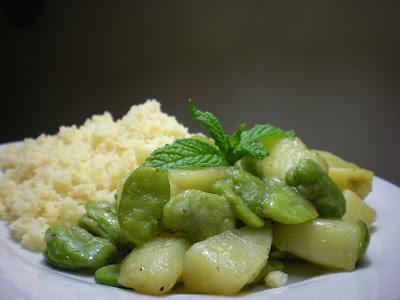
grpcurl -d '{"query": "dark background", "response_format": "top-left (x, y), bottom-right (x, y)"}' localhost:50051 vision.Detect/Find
top-left (1, 1), bottom-right (400, 184)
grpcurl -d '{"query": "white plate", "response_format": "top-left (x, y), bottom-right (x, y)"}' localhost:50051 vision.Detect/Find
top-left (1, 150), bottom-right (400, 299)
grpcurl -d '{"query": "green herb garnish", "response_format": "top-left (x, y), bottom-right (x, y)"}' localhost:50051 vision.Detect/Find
top-left (143, 138), bottom-right (227, 169)
top-left (144, 100), bottom-right (294, 169)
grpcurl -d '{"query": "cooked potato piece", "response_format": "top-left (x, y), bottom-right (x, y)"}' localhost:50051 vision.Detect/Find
top-left (262, 138), bottom-right (328, 181)
top-left (273, 219), bottom-right (369, 271)
top-left (168, 167), bottom-right (229, 195)
top-left (343, 189), bottom-right (376, 226)
top-left (313, 150), bottom-right (373, 198)
top-left (182, 225), bottom-right (273, 295)
top-left (119, 236), bottom-right (190, 295)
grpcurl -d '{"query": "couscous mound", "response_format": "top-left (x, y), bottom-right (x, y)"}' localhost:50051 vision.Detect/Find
top-left (0, 100), bottom-right (189, 250)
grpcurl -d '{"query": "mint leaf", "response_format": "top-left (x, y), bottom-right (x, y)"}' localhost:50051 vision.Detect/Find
top-left (188, 100), bottom-right (230, 155)
top-left (232, 124), bottom-right (295, 159)
top-left (241, 124), bottom-right (294, 142)
top-left (144, 138), bottom-right (228, 170)
top-left (229, 122), bottom-right (246, 149)
top-left (234, 141), bottom-right (267, 159)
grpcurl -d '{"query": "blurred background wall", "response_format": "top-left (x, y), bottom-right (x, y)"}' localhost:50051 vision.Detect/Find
top-left (1, 1), bottom-right (399, 184)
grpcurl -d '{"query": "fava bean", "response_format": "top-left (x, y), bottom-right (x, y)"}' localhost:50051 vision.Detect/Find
top-left (163, 189), bottom-right (235, 242)
top-left (117, 167), bottom-right (170, 246)
top-left (79, 201), bottom-right (131, 249)
top-left (95, 264), bottom-right (121, 287)
top-left (44, 225), bottom-right (117, 270)
top-left (286, 159), bottom-right (346, 218)
top-left (212, 179), bottom-right (264, 228)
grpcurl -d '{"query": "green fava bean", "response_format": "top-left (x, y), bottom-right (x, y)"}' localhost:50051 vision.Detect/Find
top-left (230, 169), bottom-right (269, 217)
top-left (212, 180), bottom-right (264, 228)
top-left (117, 167), bottom-right (170, 246)
top-left (44, 225), bottom-right (117, 270)
top-left (95, 264), bottom-right (121, 287)
top-left (163, 189), bottom-right (235, 242)
top-left (264, 177), bottom-right (285, 193)
top-left (286, 159), bottom-right (346, 218)
top-left (79, 201), bottom-right (131, 249)
top-left (263, 186), bottom-right (318, 224)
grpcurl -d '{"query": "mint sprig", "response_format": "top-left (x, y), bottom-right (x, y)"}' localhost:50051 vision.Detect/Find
top-left (144, 100), bottom-right (295, 169)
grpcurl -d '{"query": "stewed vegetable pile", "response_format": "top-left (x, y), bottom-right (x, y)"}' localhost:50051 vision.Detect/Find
top-left (43, 101), bottom-right (376, 295)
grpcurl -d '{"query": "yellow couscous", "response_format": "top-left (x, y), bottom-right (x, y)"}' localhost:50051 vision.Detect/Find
top-left (0, 100), bottom-right (189, 251)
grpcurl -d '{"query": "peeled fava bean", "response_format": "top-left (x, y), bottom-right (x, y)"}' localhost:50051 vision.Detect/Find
top-left (78, 201), bottom-right (131, 249)
top-left (44, 225), bottom-right (117, 270)
top-left (212, 179), bottom-right (264, 228)
top-left (229, 169), bottom-right (269, 217)
top-left (286, 159), bottom-right (346, 218)
top-left (117, 167), bottom-right (170, 246)
top-left (312, 150), bottom-right (373, 198)
top-left (163, 189), bottom-right (235, 242)
top-left (263, 186), bottom-right (318, 224)
top-left (95, 264), bottom-right (121, 287)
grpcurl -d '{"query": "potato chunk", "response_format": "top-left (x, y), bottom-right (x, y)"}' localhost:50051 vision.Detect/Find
top-left (168, 167), bottom-right (229, 195)
top-left (273, 219), bottom-right (369, 271)
top-left (262, 138), bottom-right (328, 180)
top-left (119, 236), bottom-right (190, 295)
top-left (343, 189), bottom-right (376, 226)
top-left (182, 225), bottom-right (273, 295)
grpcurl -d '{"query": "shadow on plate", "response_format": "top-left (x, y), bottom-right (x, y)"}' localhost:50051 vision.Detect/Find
top-left (40, 259), bottom-right (95, 278)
